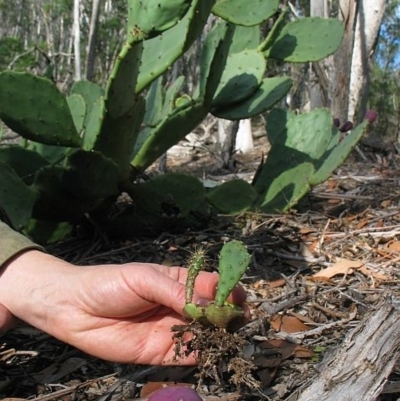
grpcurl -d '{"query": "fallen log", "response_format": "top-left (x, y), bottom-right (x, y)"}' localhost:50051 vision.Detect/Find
top-left (286, 294), bottom-right (400, 401)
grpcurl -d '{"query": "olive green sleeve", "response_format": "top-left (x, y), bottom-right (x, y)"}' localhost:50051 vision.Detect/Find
top-left (0, 222), bottom-right (44, 268)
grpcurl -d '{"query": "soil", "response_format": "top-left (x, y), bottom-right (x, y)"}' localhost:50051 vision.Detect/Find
top-left (2, 132), bottom-right (400, 400)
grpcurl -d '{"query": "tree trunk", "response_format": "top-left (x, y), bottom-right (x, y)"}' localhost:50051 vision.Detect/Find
top-left (348, 0), bottom-right (386, 122)
top-left (235, 119), bottom-right (253, 153)
top-left (85, 0), bottom-right (101, 81)
top-left (73, 0), bottom-right (82, 81)
top-left (309, 0), bottom-right (329, 109)
top-left (286, 295), bottom-right (400, 401)
top-left (330, 0), bottom-right (385, 123)
top-left (330, 0), bottom-right (357, 123)
top-left (216, 119), bottom-right (239, 170)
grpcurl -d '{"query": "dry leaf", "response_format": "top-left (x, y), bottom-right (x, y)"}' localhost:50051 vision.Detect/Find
top-left (270, 315), bottom-right (309, 333)
top-left (313, 259), bottom-right (364, 279)
top-left (388, 240), bottom-right (400, 252)
top-left (359, 265), bottom-right (389, 281)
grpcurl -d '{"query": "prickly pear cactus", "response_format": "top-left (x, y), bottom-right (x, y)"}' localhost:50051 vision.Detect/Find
top-left (215, 240), bottom-right (251, 306)
top-left (183, 240), bottom-right (251, 330)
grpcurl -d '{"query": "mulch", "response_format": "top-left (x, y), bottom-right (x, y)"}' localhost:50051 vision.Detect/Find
top-left (2, 140), bottom-right (400, 400)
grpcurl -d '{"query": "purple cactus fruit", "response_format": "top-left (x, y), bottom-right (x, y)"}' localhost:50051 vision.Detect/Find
top-left (333, 117), bottom-right (340, 128)
top-left (147, 386), bottom-right (203, 401)
top-left (365, 110), bottom-right (378, 124)
top-left (339, 121), bottom-right (353, 133)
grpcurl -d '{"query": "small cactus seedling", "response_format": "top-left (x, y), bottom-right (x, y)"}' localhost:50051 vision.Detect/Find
top-left (183, 240), bottom-right (250, 330)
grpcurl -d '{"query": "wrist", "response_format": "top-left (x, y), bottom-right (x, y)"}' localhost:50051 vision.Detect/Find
top-left (0, 250), bottom-right (78, 335)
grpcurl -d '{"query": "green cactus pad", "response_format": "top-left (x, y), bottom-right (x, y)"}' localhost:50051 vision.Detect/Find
top-left (136, 0), bottom-right (214, 93)
top-left (131, 100), bottom-right (207, 171)
top-left (268, 17), bottom-right (344, 62)
top-left (256, 162), bottom-right (315, 212)
top-left (0, 146), bottom-right (48, 185)
top-left (67, 94), bottom-right (86, 134)
top-left (215, 240), bottom-right (251, 306)
top-left (205, 303), bottom-right (244, 330)
top-left (70, 80), bottom-right (104, 129)
top-left (32, 165), bottom-right (100, 221)
top-left (82, 96), bottom-right (105, 151)
top-left (127, 0), bottom-right (191, 40)
top-left (94, 98), bottom-right (146, 180)
top-left (26, 219), bottom-right (73, 244)
top-left (212, 0), bottom-right (279, 26)
top-left (212, 49), bottom-right (266, 109)
top-left (285, 108), bottom-right (333, 160)
top-left (207, 179), bottom-right (258, 214)
top-left (144, 78), bottom-right (164, 127)
top-left (212, 77), bottom-right (292, 120)
top-left (199, 21), bottom-right (235, 105)
top-left (265, 108), bottom-right (296, 146)
top-left (105, 40), bottom-right (143, 119)
top-left (0, 72), bottom-right (81, 147)
top-left (62, 150), bottom-right (119, 200)
top-left (183, 303), bottom-right (210, 325)
top-left (229, 25), bottom-right (260, 54)
top-left (310, 120), bottom-right (368, 185)
top-left (131, 172), bottom-right (206, 217)
top-left (0, 162), bottom-right (38, 230)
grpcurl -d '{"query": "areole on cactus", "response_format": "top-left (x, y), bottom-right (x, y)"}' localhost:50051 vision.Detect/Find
top-left (183, 240), bottom-right (251, 330)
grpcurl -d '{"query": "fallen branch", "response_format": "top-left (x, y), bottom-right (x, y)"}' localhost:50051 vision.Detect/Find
top-left (285, 294), bottom-right (400, 401)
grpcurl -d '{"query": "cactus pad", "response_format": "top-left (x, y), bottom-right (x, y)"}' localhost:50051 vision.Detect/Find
top-left (268, 17), bottom-right (344, 62)
top-left (212, 0), bottom-right (279, 26)
top-left (0, 72), bottom-right (80, 147)
top-left (215, 240), bottom-right (251, 306)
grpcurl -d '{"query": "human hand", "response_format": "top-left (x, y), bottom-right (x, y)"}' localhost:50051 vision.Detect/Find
top-left (0, 250), bottom-right (247, 365)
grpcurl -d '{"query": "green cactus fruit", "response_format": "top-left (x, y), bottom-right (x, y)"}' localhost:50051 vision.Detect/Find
top-left (61, 150), bottom-right (119, 200)
top-left (256, 162), bottom-right (315, 212)
top-left (136, 0), bottom-right (214, 93)
top-left (212, 77), bottom-right (292, 120)
top-left (0, 161), bottom-right (38, 230)
top-left (212, 0), bottom-right (279, 26)
top-left (185, 248), bottom-right (207, 304)
top-left (67, 93), bottom-right (86, 134)
top-left (199, 21), bottom-right (235, 106)
top-left (105, 40), bottom-right (143, 119)
top-left (310, 120), bottom-right (368, 186)
top-left (0, 146), bottom-right (48, 185)
top-left (268, 17), bottom-right (344, 62)
top-left (70, 80), bottom-right (104, 129)
top-left (207, 179), bottom-right (258, 214)
top-left (82, 96), bottom-right (105, 151)
top-left (215, 240), bottom-right (250, 306)
top-left (131, 100), bottom-right (207, 171)
top-left (211, 49), bottom-right (266, 109)
top-left (0, 72), bottom-right (81, 147)
top-left (127, 0), bottom-right (192, 40)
